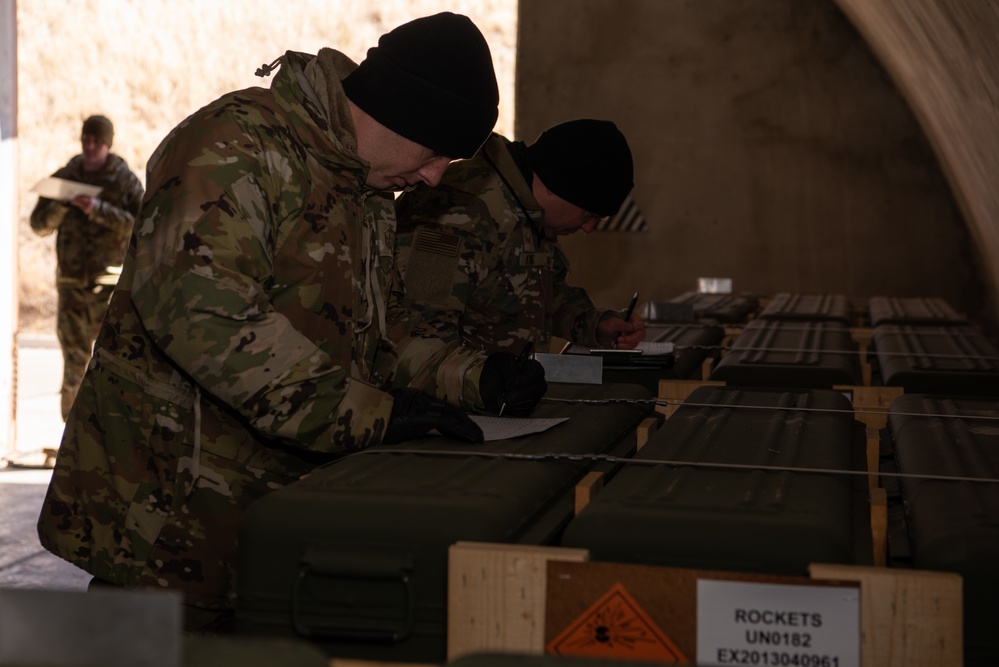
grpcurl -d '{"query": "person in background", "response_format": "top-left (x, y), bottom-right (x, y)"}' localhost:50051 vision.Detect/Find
top-left (37, 12), bottom-right (543, 625)
top-left (393, 118), bottom-right (645, 359)
top-left (29, 114), bottom-right (144, 420)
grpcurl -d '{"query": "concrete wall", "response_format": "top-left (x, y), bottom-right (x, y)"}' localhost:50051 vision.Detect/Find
top-left (516, 0), bottom-right (989, 326)
top-left (833, 0), bottom-right (999, 330)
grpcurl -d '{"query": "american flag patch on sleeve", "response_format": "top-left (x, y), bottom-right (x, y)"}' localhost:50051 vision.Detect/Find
top-left (415, 228), bottom-right (462, 256)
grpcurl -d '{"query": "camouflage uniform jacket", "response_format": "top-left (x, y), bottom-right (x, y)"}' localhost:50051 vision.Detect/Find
top-left (37, 49), bottom-right (450, 608)
top-left (30, 153), bottom-right (144, 287)
top-left (394, 133), bottom-right (611, 354)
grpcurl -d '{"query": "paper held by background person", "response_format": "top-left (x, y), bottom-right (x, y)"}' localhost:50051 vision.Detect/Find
top-left (30, 176), bottom-right (103, 201)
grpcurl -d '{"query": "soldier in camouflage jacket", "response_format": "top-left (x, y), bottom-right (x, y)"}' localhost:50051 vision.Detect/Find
top-left (30, 115), bottom-right (144, 419)
top-left (394, 119), bottom-right (645, 355)
top-left (36, 13), bottom-right (524, 613)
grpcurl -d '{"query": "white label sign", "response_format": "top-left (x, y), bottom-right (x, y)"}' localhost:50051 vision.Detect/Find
top-left (697, 580), bottom-right (860, 667)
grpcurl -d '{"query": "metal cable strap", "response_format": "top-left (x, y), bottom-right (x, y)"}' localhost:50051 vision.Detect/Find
top-left (675, 343), bottom-right (999, 362)
top-left (354, 396), bottom-right (999, 486)
top-left (541, 395), bottom-right (999, 422)
top-left (359, 447), bottom-right (999, 485)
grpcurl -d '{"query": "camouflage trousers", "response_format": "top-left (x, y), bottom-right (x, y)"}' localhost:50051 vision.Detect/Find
top-left (56, 284), bottom-right (114, 420)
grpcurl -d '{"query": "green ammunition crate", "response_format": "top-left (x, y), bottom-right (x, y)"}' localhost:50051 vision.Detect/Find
top-left (561, 385), bottom-right (869, 576)
top-left (235, 383), bottom-right (652, 662)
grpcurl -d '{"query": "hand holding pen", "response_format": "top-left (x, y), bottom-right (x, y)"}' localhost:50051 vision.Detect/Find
top-left (611, 291), bottom-right (643, 349)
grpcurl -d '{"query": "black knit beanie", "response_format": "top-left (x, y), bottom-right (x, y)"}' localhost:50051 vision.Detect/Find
top-left (342, 12), bottom-right (499, 159)
top-left (81, 115), bottom-right (114, 147)
top-left (528, 119), bottom-right (634, 217)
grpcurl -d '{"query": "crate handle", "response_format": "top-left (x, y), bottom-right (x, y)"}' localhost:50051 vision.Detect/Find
top-left (290, 550), bottom-right (415, 643)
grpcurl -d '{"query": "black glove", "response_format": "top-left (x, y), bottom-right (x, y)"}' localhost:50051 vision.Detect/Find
top-left (479, 352), bottom-right (548, 417)
top-left (383, 388), bottom-right (483, 445)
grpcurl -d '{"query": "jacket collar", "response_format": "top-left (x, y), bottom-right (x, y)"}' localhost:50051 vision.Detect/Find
top-left (266, 50), bottom-right (370, 185)
top-left (483, 133), bottom-right (545, 239)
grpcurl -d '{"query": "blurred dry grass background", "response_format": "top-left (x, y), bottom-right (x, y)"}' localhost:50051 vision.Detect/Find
top-left (15, 0), bottom-right (517, 333)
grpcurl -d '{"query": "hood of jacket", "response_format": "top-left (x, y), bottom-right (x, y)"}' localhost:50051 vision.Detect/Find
top-left (263, 49), bottom-right (371, 185)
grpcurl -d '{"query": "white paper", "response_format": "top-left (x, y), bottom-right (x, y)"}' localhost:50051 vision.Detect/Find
top-left (567, 341), bottom-right (675, 356)
top-left (30, 176), bottom-right (102, 200)
top-left (468, 415), bottom-right (569, 441)
top-left (635, 340), bottom-right (675, 355)
top-left (696, 579), bottom-right (860, 667)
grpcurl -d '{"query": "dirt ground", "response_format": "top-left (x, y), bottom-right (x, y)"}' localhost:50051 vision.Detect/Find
top-left (15, 0), bottom-right (517, 333)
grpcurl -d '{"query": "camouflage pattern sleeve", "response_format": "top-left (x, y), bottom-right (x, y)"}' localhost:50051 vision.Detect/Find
top-left (89, 161), bottom-right (144, 238)
top-left (132, 108), bottom-right (391, 453)
top-left (548, 242), bottom-right (611, 347)
top-left (385, 179), bottom-right (498, 402)
top-left (29, 162), bottom-right (76, 236)
top-left (29, 196), bottom-right (68, 236)
top-left (376, 325), bottom-right (491, 412)
top-left (375, 239), bottom-right (492, 412)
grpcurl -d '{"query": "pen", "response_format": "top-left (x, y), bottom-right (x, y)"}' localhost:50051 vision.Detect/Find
top-left (499, 340), bottom-right (534, 416)
top-left (614, 291), bottom-right (639, 349)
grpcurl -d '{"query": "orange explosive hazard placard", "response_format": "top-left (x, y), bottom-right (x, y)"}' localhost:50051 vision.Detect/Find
top-left (546, 581), bottom-right (688, 663)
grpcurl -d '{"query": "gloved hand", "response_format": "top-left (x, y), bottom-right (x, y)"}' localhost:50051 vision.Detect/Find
top-left (479, 352), bottom-right (548, 417)
top-left (383, 388), bottom-right (484, 445)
